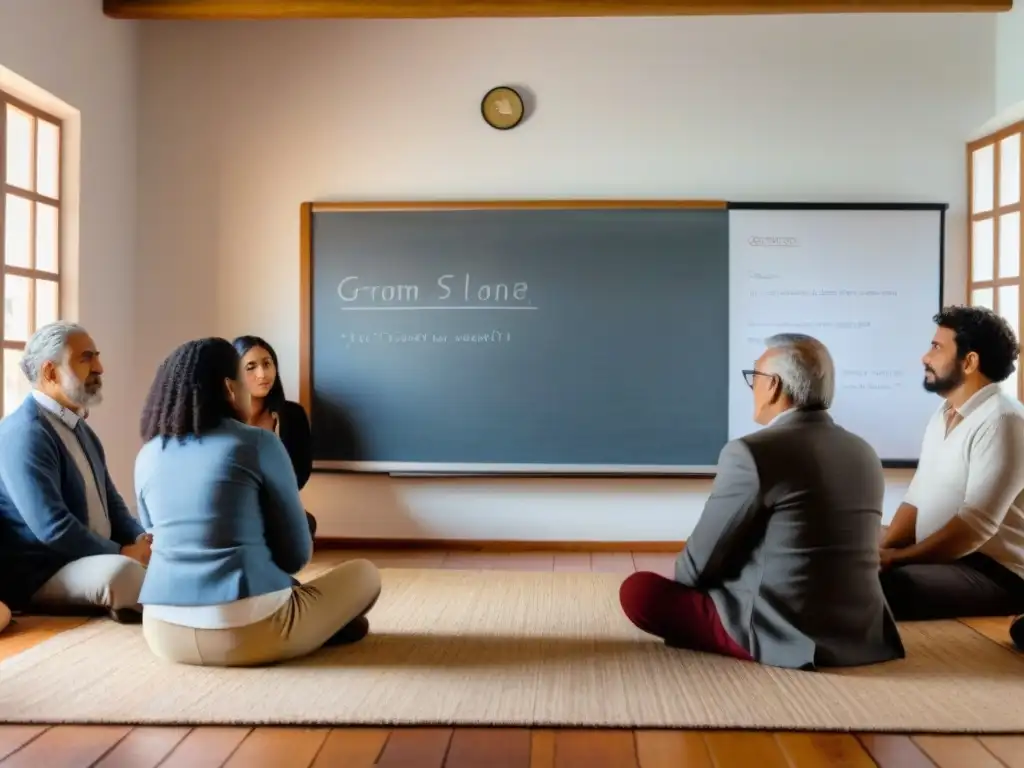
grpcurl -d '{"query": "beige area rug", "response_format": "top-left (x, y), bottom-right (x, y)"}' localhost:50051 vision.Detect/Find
top-left (1, 568), bottom-right (1024, 732)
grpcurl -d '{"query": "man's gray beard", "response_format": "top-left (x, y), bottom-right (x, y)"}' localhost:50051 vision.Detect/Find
top-left (59, 366), bottom-right (102, 410)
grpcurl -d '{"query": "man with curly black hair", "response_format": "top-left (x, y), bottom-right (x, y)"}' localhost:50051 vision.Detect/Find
top-left (880, 305), bottom-right (1024, 622)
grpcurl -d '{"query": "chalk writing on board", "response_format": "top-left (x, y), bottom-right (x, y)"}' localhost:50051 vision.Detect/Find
top-left (340, 330), bottom-right (512, 347)
top-left (337, 273), bottom-right (534, 310)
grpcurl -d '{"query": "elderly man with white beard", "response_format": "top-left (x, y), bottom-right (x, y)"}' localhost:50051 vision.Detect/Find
top-left (0, 322), bottom-right (150, 623)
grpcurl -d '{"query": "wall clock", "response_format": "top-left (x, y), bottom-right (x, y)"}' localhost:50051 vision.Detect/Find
top-left (481, 86), bottom-right (525, 130)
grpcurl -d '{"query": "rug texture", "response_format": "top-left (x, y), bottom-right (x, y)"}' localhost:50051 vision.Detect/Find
top-left (1, 568), bottom-right (1023, 731)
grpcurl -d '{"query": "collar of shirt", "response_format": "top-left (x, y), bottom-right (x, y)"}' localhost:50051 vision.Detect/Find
top-left (765, 408), bottom-right (792, 427)
top-left (31, 390), bottom-right (82, 430)
top-left (943, 382), bottom-right (1001, 422)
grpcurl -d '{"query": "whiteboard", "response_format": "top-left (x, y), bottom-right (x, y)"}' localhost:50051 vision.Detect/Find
top-left (727, 205), bottom-right (944, 463)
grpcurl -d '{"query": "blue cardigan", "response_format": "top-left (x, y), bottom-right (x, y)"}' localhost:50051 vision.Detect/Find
top-left (0, 396), bottom-right (145, 608)
top-left (135, 418), bottom-right (312, 607)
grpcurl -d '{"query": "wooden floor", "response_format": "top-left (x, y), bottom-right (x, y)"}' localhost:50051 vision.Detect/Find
top-left (0, 548), bottom-right (1022, 767)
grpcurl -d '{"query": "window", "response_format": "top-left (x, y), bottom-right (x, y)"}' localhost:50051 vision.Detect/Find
top-left (0, 92), bottom-right (62, 418)
top-left (968, 120), bottom-right (1023, 400)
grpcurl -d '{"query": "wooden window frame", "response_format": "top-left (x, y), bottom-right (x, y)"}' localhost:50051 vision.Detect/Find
top-left (0, 89), bottom-right (63, 416)
top-left (967, 119), bottom-right (1024, 400)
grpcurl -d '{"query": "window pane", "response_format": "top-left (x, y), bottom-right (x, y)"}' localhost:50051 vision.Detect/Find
top-left (972, 218), bottom-right (995, 282)
top-left (35, 120), bottom-right (59, 200)
top-left (5, 104), bottom-right (34, 191)
top-left (34, 279), bottom-right (58, 331)
top-left (35, 202), bottom-right (58, 273)
top-left (1000, 212), bottom-right (1021, 278)
top-left (973, 287), bottom-right (994, 310)
top-left (3, 348), bottom-right (31, 417)
top-left (3, 274), bottom-right (30, 342)
top-left (1001, 133), bottom-right (1021, 207)
top-left (999, 284), bottom-right (1019, 341)
top-left (973, 144), bottom-right (995, 213)
top-left (4, 194), bottom-right (31, 268)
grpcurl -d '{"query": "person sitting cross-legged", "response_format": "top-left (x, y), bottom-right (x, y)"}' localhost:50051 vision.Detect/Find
top-left (0, 322), bottom-right (150, 623)
top-left (620, 333), bottom-right (906, 670)
top-left (136, 337), bottom-right (381, 667)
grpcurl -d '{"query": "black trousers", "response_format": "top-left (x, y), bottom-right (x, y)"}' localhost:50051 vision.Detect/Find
top-left (880, 553), bottom-right (1024, 621)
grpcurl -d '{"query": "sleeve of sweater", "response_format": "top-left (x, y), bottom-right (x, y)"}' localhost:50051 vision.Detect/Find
top-left (0, 423), bottom-right (121, 558)
top-left (256, 427), bottom-right (313, 574)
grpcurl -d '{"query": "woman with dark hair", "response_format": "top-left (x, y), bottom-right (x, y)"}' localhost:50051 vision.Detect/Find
top-left (135, 337), bottom-right (380, 667)
top-left (232, 336), bottom-right (317, 537)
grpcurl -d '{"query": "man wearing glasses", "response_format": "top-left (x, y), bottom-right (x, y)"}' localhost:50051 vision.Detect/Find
top-left (619, 333), bottom-right (905, 670)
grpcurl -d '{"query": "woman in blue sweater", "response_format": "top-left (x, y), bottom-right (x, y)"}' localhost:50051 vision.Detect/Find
top-left (136, 337), bottom-right (381, 666)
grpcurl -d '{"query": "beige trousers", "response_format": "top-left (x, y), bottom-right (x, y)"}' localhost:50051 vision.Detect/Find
top-left (141, 558), bottom-right (381, 667)
top-left (31, 554), bottom-right (146, 612)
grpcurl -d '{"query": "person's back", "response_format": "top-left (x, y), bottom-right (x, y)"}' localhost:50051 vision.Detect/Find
top-left (714, 410), bottom-right (903, 668)
top-left (620, 333), bottom-right (904, 670)
top-left (137, 419), bottom-right (307, 607)
top-left (135, 337), bottom-right (381, 667)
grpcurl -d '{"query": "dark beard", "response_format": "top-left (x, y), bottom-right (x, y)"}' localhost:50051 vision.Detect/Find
top-left (923, 364), bottom-right (964, 395)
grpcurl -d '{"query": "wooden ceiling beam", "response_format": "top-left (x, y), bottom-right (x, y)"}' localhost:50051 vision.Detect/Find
top-left (103, 0), bottom-right (1012, 19)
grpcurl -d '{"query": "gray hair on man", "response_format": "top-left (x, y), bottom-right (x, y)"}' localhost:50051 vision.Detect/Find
top-left (19, 321), bottom-right (88, 384)
top-left (761, 333), bottom-right (835, 410)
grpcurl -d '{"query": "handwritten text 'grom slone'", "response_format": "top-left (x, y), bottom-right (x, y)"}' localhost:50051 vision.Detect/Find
top-left (336, 274), bottom-right (535, 311)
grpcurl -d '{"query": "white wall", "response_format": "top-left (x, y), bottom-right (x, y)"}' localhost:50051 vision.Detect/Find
top-left (996, 2), bottom-right (1024, 114)
top-left (0, 0), bottom-right (139, 498)
top-left (137, 15), bottom-right (993, 542)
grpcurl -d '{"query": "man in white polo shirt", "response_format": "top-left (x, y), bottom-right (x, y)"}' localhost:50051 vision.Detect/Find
top-left (880, 305), bottom-right (1024, 620)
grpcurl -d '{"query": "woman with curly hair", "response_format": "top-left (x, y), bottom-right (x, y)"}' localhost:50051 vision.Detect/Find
top-left (134, 337), bottom-right (380, 666)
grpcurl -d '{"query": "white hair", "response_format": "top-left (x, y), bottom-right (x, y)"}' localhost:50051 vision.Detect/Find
top-left (19, 321), bottom-right (88, 384)
top-left (762, 333), bottom-right (835, 409)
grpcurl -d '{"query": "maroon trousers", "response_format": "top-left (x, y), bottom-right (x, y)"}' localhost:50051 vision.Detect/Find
top-left (619, 571), bottom-right (753, 661)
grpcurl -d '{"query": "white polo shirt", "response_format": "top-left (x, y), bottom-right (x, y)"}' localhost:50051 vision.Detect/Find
top-left (904, 383), bottom-right (1024, 580)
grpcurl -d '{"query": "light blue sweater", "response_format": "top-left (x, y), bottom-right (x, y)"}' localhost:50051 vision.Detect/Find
top-left (135, 418), bottom-right (313, 607)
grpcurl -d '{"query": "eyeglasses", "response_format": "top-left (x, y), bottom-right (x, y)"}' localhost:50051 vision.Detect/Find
top-left (742, 369), bottom-right (777, 388)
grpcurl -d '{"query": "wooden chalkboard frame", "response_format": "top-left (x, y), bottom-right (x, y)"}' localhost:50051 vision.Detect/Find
top-left (298, 199), bottom-right (727, 421)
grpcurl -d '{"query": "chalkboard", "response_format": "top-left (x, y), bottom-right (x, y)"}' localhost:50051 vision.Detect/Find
top-left (304, 202), bottom-right (730, 474)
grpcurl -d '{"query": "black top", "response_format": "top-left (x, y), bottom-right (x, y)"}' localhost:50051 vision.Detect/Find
top-left (275, 400), bottom-right (312, 490)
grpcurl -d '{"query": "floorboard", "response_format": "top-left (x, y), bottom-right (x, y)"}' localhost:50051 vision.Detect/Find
top-left (374, 728), bottom-right (452, 768)
top-left (775, 733), bottom-right (876, 767)
top-left (156, 728), bottom-right (252, 768)
top-left (0, 548), bottom-right (1019, 767)
top-left (309, 728), bottom-right (389, 767)
top-left (93, 727), bottom-right (190, 768)
top-left (857, 734), bottom-right (937, 768)
top-left (634, 731), bottom-right (711, 767)
top-left (0, 727), bottom-right (47, 762)
top-left (703, 731), bottom-right (790, 768)
top-left (0, 726), bottom-right (130, 768)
